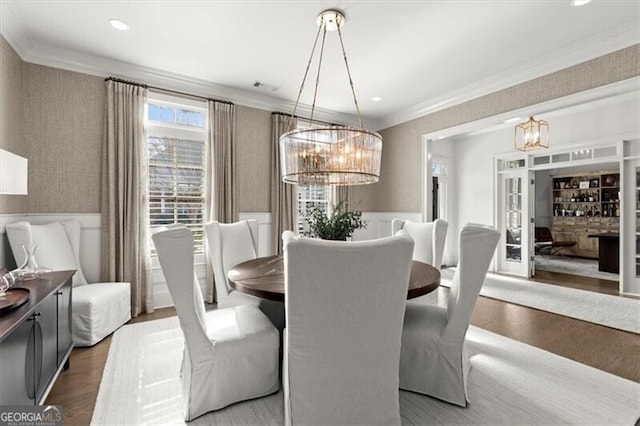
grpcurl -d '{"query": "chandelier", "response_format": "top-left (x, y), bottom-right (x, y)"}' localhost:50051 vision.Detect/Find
top-left (514, 116), bottom-right (549, 151)
top-left (279, 9), bottom-right (382, 186)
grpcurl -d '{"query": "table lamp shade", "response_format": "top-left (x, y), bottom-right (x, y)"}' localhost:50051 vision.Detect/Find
top-left (0, 149), bottom-right (28, 195)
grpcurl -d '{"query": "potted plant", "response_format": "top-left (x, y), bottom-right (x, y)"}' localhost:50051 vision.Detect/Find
top-left (305, 201), bottom-right (366, 241)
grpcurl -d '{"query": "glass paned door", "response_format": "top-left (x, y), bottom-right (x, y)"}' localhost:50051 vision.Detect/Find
top-left (498, 169), bottom-right (532, 277)
top-left (621, 156), bottom-right (640, 294)
top-left (505, 177), bottom-right (522, 262)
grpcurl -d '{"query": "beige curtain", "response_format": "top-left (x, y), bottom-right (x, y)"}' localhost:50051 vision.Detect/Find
top-left (335, 186), bottom-right (352, 208)
top-left (101, 80), bottom-right (152, 317)
top-left (270, 113), bottom-right (297, 255)
top-left (205, 100), bottom-right (236, 303)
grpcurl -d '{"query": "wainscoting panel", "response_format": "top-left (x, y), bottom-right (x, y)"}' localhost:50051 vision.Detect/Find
top-left (0, 213), bottom-right (101, 282)
top-left (353, 212), bottom-right (423, 241)
top-left (239, 212), bottom-right (273, 257)
top-left (1, 211), bottom-right (422, 309)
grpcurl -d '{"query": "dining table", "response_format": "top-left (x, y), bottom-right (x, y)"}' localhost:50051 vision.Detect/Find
top-left (227, 255), bottom-right (441, 302)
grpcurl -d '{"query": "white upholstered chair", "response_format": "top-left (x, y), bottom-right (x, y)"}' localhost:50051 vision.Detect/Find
top-left (152, 225), bottom-right (279, 421)
top-left (399, 223), bottom-right (500, 406)
top-left (282, 232), bottom-right (414, 425)
top-left (205, 220), bottom-right (284, 331)
top-left (5, 220), bottom-right (131, 346)
top-left (392, 218), bottom-right (448, 270)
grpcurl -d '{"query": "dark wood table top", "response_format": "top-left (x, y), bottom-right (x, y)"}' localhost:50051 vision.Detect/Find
top-left (228, 255), bottom-right (440, 302)
top-left (0, 270), bottom-right (75, 341)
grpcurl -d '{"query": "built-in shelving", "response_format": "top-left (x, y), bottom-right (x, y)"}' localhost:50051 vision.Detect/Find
top-left (550, 171), bottom-right (620, 259)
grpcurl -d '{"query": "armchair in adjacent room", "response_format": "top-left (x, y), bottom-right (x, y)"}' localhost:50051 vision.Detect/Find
top-left (534, 226), bottom-right (576, 256)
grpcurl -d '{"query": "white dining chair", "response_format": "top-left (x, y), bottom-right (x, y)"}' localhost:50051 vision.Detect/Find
top-left (282, 232), bottom-right (414, 425)
top-left (5, 220), bottom-right (131, 346)
top-left (152, 225), bottom-right (280, 421)
top-left (392, 218), bottom-right (448, 270)
top-left (205, 220), bottom-right (284, 331)
top-left (399, 223), bottom-right (499, 406)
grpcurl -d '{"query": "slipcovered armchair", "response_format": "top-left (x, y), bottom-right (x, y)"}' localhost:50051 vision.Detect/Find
top-left (392, 218), bottom-right (448, 270)
top-left (5, 220), bottom-right (131, 346)
top-left (399, 223), bottom-right (500, 406)
top-left (282, 232), bottom-right (414, 425)
top-left (153, 225), bottom-right (279, 421)
top-left (205, 220), bottom-right (284, 331)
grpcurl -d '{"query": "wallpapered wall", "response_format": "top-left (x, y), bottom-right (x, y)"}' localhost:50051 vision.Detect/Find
top-left (0, 36), bottom-right (275, 215)
top-left (2, 35), bottom-right (639, 216)
top-left (352, 44), bottom-right (640, 212)
top-left (0, 36), bottom-right (25, 213)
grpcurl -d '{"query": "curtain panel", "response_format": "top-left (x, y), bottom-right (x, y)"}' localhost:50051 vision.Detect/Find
top-left (101, 80), bottom-right (152, 317)
top-left (205, 101), bottom-right (237, 303)
top-left (270, 113), bottom-right (298, 255)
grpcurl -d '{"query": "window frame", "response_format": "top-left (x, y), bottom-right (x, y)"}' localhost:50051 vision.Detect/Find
top-left (146, 92), bottom-right (208, 256)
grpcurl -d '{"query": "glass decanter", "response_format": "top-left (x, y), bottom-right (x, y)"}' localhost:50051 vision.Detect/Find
top-left (12, 244), bottom-right (53, 280)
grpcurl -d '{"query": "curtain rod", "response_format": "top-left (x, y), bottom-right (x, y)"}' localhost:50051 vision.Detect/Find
top-left (105, 77), bottom-right (233, 105)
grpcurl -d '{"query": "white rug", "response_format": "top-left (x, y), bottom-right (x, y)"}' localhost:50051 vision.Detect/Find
top-left (439, 268), bottom-right (640, 334)
top-left (535, 255), bottom-right (620, 281)
top-left (92, 316), bottom-right (640, 425)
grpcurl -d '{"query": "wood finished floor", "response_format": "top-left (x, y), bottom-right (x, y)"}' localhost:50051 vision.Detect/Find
top-left (46, 271), bottom-right (640, 426)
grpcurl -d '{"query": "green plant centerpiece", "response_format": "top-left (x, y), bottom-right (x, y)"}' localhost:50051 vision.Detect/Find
top-left (305, 201), bottom-right (366, 241)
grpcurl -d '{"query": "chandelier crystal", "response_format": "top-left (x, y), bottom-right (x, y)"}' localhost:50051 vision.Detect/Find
top-left (279, 9), bottom-right (383, 186)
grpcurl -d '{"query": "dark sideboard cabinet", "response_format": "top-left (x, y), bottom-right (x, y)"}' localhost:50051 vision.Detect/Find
top-left (0, 271), bottom-right (74, 405)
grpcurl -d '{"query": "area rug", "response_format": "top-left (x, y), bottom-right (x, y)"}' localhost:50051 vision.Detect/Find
top-left (91, 316), bottom-right (640, 425)
top-left (534, 254), bottom-right (620, 281)
top-left (439, 268), bottom-right (640, 334)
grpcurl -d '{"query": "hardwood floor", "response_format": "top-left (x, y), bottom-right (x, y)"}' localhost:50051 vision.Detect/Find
top-left (46, 271), bottom-right (640, 426)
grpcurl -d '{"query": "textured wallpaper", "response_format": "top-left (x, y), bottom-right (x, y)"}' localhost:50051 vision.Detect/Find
top-left (353, 44), bottom-right (640, 212)
top-left (235, 105), bottom-right (272, 212)
top-left (22, 63), bottom-right (105, 213)
top-left (0, 36), bottom-right (26, 213)
top-left (3, 37), bottom-right (638, 215)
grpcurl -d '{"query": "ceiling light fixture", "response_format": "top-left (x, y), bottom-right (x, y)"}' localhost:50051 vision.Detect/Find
top-left (514, 116), bottom-right (549, 151)
top-left (570, 0), bottom-right (592, 6)
top-left (109, 19), bottom-right (130, 31)
top-left (372, 96), bottom-right (382, 102)
top-left (279, 9), bottom-right (382, 186)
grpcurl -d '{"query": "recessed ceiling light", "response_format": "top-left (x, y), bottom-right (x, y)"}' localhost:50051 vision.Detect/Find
top-left (571, 0), bottom-right (592, 6)
top-left (372, 96), bottom-right (382, 102)
top-left (109, 19), bottom-right (130, 31)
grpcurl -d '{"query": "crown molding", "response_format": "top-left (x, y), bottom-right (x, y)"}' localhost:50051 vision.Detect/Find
top-left (1, 0), bottom-right (636, 133)
top-left (421, 77), bottom-right (640, 142)
top-left (377, 21), bottom-right (640, 130)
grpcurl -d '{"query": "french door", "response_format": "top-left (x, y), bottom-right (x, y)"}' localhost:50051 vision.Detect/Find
top-left (621, 157), bottom-right (640, 294)
top-left (498, 169), bottom-right (534, 277)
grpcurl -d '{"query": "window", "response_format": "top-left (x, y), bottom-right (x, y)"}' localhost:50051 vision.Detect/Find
top-left (297, 185), bottom-right (332, 234)
top-left (147, 94), bottom-right (207, 253)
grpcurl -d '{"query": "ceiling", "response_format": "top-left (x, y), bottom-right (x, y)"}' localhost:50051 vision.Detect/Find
top-left (1, 1), bottom-right (639, 130)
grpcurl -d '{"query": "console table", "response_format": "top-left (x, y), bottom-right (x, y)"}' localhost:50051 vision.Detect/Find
top-left (0, 271), bottom-right (74, 405)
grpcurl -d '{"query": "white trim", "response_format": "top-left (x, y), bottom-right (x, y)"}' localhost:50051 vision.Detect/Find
top-left (423, 78), bottom-right (639, 141)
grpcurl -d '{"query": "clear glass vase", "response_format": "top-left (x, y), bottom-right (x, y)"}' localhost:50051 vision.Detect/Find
top-left (12, 244), bottom-right (53, 280)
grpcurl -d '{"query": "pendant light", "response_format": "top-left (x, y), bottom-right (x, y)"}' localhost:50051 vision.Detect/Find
top-left (279, 9), bottom-right (383, 186)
